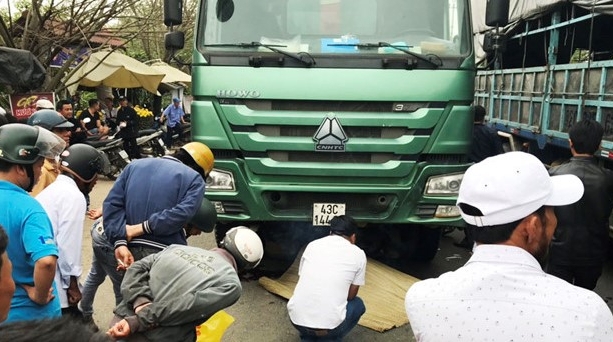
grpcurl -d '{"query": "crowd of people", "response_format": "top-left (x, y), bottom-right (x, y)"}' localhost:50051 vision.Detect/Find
top-left (1, 101), bottom-right (613, 341)
top-left (0, 102), bottom-right (265, 341)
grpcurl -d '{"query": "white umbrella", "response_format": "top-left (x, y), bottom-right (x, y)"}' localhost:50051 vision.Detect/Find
top-left (65, 51), bottom-right (165, 94)
top-left (149, 60), bottom-right (191, 85)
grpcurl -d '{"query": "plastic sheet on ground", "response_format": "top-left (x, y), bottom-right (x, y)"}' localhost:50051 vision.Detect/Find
top-left (258, 250), bottom-right (420, 332)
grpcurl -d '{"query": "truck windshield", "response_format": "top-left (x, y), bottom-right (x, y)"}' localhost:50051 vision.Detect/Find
top-left (200, 0), bottom-right (471, 60)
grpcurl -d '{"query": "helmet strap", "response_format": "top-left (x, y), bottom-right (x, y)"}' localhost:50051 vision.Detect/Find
top-left (24, 164), bottom-right (35, 192)
top-left (62, 171), bottom-right (90, 196)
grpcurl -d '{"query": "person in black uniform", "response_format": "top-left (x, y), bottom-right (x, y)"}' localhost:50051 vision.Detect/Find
top-left (116, 97), bottom-right (141, 160)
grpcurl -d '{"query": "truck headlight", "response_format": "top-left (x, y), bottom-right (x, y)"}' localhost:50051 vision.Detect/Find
top-left (206, 169), bottom-right (236, 191)
top-left (424, 173), bottom-right (463, 196)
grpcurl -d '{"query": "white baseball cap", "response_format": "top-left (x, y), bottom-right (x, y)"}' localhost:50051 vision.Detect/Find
top-left (456, 151), bottom-right (584, 227)
top-left (36, 99), bottom-right (54, 109)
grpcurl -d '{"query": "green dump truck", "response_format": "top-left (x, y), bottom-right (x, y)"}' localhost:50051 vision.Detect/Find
top-left (165, 0), bottom-right (476, 261)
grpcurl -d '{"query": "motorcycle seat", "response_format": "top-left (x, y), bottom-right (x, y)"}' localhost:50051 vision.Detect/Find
top-left (138, 129), bottom-right (157, 137)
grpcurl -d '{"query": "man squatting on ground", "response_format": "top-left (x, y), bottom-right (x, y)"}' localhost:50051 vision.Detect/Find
top-left (107, 227), bottom-right (264, 342)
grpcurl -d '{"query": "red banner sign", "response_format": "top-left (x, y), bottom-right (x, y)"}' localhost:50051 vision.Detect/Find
top-left (9, 92), bottom-right (55, 120)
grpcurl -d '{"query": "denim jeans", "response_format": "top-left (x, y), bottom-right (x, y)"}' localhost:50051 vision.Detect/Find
top-left (80, 219), bottom-right (124, 318)
top-left (293, 297), bottom-right (366, 341)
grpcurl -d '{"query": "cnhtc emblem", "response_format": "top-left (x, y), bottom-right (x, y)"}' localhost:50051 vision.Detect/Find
top-left (313, 115), bottom-right (347, 151)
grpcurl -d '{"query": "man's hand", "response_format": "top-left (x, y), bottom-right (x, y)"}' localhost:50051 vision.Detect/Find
top-left (126, 224), bottom-right (144, 242)
top-left (67, 277), bottom-right (82, 306)
top-left (115, 246), bottom-right (134, 271)
top-left (87, 208), bottom-right (103, 220)
top-left (107, 319), bottom-right (131, 338)
top-left (22, 284), bottom-right (54, 305)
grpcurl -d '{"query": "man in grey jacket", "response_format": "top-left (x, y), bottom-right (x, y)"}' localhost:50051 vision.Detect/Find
top-left (107, 227), bottom-right (264, 342)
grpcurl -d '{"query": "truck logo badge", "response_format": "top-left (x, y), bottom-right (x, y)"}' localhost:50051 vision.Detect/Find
top-left (313, 115), bottom-right (347, 152)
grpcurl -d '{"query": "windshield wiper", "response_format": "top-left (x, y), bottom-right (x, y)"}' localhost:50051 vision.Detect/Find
top-left (327, 41), bottom-right (441, 68)
top-left (204, 42), bottom-right (315, 67)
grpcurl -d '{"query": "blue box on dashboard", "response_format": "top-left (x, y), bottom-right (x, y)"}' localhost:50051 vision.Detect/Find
top-left (321, 38), bottom-right (359, 53)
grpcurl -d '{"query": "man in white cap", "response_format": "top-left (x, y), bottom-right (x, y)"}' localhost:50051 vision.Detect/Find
top-left (35, 99), bottom-right (55, 111)
top-left (405, 151), bottom-right (613, 341)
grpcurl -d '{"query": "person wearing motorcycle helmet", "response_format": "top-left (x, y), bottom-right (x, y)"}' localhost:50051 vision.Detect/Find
top-left (36, 143), bottom-right (109, 318)
top-left (219, 226), bottom-right (265, 271)
top-left (27, 109), bottom-right (74, 197)
top-left (184, 198), bottom-right (218, 237)
top-left (28, 109), bottom-right (74, 145)
top-left (108, 227), bottom-right (263, 342)
top-left (81, 197), bottom-right (217, 326)
top-left (104, 141), bottom-right (215, 269)
top-left (178, 142), bottom-right (215, 177)
top-left (0, 123), bottom-right (66, 322)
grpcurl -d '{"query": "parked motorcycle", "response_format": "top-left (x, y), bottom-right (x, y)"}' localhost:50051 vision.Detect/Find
top-left (137, 128), bottom-right (167, 157)
top-left (84, 136), bottom-right (130, 180)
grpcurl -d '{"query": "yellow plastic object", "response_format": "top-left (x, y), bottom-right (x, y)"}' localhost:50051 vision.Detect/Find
top-left (195, 310), bottom-right (235, 342)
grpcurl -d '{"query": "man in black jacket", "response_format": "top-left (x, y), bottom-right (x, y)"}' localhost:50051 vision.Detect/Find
top-left (547, 119), bottom-right (613, 290)
top-left (467, 105), bottom-right (504, 163)
top-left (116, 96), bottom-right (141, 160)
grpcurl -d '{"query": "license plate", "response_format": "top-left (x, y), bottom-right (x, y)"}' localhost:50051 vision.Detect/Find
top-left (312, 203), bottom-right (346, 226)
top-left (119, 150), bottom-right (129, 159)
top-left (158, 138), bottom-right (165, 146)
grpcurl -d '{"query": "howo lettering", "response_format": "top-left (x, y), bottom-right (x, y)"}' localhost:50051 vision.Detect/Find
top-left (164, 0), bottom-right (475, 262)
top-left (216, 90), bottom-right (262, 98)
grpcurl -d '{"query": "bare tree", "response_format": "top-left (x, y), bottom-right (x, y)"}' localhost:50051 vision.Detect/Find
top-left (121, 0), bottom-right (195, 68)
top-left (0, 0), bottom-right (169, 93)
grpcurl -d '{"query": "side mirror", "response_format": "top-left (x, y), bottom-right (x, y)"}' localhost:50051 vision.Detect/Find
top-left (164, 0), bottom-right (183, 26)
top-left (165, 31), bottom-right (185, 50)
top-left (485, 0), bottom-right (510, 27)
top-left (216, 0), bottom-right (235, 23)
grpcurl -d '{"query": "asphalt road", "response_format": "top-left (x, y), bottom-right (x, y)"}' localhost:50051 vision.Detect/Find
top-left (84, 178), bottom-right (613, 341)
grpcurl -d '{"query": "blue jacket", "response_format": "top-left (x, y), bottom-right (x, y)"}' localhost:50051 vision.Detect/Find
top-left (103, 156), bottom-right (205, 251)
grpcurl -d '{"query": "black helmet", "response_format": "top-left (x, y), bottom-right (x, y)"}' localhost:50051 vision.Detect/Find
top-left (220, 226), bottom-right (264, 271)
top-left (27, 109), bottom-right (74, 131)
top-left (188, 198), bottom-right (218, 233)
top-left (60, 143), bottom-right (110, 182)
top-left (0, 123), bottom-right (66, 164)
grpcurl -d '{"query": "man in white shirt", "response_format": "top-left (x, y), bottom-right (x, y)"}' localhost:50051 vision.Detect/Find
top-left (287, 215), bottom-right (366, 341)
top-left (405, 151), bottom-right (613, 341)
top-left (36, 143), bottom-right (109, 317)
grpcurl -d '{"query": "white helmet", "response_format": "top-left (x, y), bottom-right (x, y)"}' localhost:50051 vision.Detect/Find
top-left (36, 99), bottom-right (54, 110)
top-left (220, 226), bottom-right (264, 271)
top-left (0, 107), bottom-right (6, 116)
